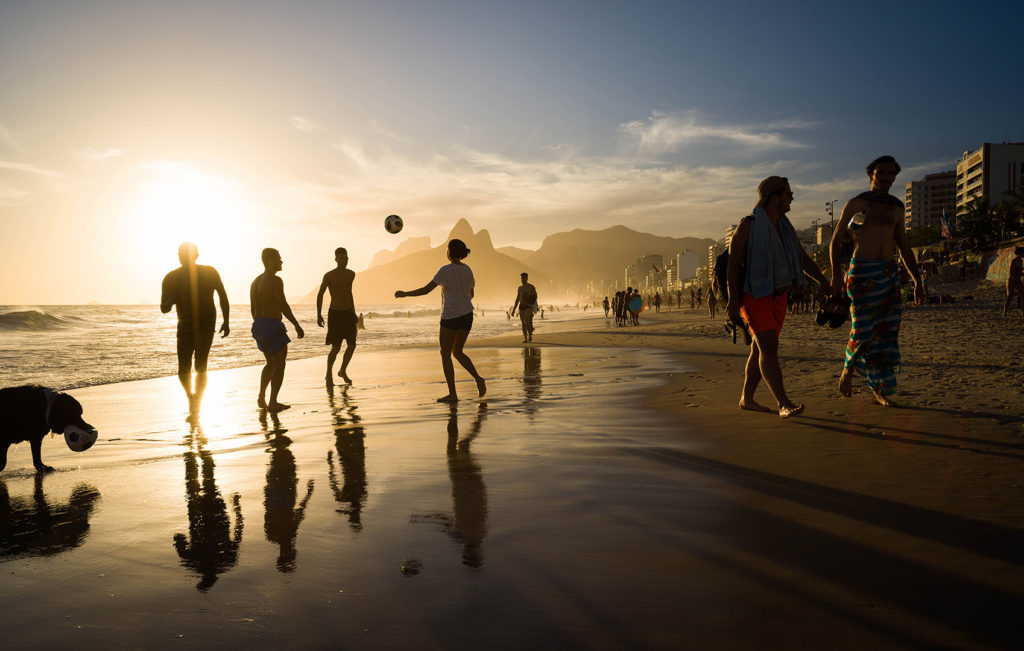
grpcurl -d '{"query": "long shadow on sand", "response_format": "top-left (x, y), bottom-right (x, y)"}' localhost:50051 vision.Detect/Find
top-left (794, 415), bottom-right (1024, 460)
top-left (623, 447), bottom-right (1024, 647)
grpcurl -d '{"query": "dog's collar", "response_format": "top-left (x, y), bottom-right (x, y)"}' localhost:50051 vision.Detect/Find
top-left (42, 387), bottom-right (59, 432)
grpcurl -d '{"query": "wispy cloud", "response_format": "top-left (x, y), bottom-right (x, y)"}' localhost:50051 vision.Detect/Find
top-left (0, 124), bottom-right (24, 152)
top-left (288, 115), bottom-right (321, 134)
top-left (75, 147), bottom-right (124, 161)
top-left (621, 110), bottom-right (812, 155)
top-left (0, 159), bottom-right (64, 178)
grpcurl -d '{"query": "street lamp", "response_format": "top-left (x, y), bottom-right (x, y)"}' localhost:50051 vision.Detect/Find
top-left (825, 199), bottom-right (837, 227)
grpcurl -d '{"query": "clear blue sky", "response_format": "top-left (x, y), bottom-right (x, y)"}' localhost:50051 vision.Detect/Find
top-left (1, 0), bottom-right (1021, 303)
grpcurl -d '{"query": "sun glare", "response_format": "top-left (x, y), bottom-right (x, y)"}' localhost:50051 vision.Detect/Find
top-left (129, 168), bottom-right (252, 278)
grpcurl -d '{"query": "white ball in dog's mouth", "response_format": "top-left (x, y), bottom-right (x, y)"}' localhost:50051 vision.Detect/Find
top-left (64, 425), bottom-right (97, 452)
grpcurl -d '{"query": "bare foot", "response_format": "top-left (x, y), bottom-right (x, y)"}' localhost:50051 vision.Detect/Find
top-left (267, 402), bottom-right (291, 413)
top-left (339, 370), bottom-right (352, 384)
top-left (258, 397), bottom-right (268, 409)
top-left (476, 377), bottom-right (487, 397)
top-left (779, 403), bottom-right (805, 419)
top-left (838, 368), bottom-right (852, 397)
top-left (872, 391), bottom-right (899, 407)
top-left (436, 394), bottom-right (458, 403)
top-left (738, 399), bottom-right (774, 413)
top-left (325, 375), bottom-right (334, 387)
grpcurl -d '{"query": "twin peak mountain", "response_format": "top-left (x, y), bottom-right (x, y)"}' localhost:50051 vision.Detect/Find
top-left (306, 218), bottom-right (712, 304)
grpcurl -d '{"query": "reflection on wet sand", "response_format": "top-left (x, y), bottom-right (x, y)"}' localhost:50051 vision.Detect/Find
top-left (0, 474), bottom-right (100, 560)
top-left (327, 386), bottom-right (367, 532)
top-left (261, 411), bottom-right (314, 572)
top-left (172, 424), bottom-right (243, 592)
top-left (522, 346), bottom-right (542, 415)
top-left (413, 403), bottom-right (489, 569)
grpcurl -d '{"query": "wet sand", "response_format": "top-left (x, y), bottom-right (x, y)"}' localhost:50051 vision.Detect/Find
top-left (3, 281), bottom-right (1023, 649)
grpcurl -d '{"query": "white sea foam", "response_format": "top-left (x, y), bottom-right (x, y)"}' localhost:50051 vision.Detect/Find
top-left (0, 304), bottom-right (595, 389)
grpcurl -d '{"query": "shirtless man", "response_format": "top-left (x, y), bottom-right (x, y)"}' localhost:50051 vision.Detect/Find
top-left (316, 247), bottom-right (358, 385)
top-left (161, 242), bottom-right (229, 415)
top-left (1002, 246), bottom-right (1024, 317)
top-left (250, 248), bottom-right (305, 412)
top-left (511, 272), bottom-right (538, 343)
top-left (829, 156), bottom-right (925, 407)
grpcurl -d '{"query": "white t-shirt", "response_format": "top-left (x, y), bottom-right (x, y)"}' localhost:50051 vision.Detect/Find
top-left (432, 263), bottom-right (475, 319)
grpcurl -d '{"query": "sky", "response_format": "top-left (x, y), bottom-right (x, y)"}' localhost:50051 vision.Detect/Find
top-left (1, 0), bottom-right (1022, 304)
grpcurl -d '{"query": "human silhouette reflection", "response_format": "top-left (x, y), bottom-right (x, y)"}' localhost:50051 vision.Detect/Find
top-left (0, 474), bottom-right (100, 559)
top-left (412, 404), bottom-right (489, 569)
top-left (261, 411), bottom-right (314, 572)
top-left (522, 346), bottom-right (542, 416)
top-left (173, 424), bottom-right (243, 592)
top-left (327, 386), bottom-right (367, 532)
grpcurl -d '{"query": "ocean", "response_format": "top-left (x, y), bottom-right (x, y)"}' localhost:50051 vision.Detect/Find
top-left (0, 303), bottom-right (594, 390)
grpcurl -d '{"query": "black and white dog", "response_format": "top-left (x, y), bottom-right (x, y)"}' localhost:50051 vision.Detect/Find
top-left (0, 386), bottom-right (98, 473)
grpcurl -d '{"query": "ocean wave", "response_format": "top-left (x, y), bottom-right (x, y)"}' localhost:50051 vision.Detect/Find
top-left (365, 309), bottom-right (442, 319)
top-left (0, 310), bottom-right (81, 331)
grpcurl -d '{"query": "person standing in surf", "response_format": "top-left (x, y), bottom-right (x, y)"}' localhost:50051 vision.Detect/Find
top-left (161, 242), bottom-right (230, 416)
top-left (394, 239), bottom-right (486, 403)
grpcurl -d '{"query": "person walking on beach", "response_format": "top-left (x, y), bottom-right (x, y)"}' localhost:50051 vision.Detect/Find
top-left (727, 176), bottom-right (830, 419)
top-left (653, 292), bottom-right (661, 313)
top-left (394, 239), bottom-right (486, 403)
top-left (829, 156), bottom-right (926, 407)
top-left (1002, 246), bottom-right (1024, 318)
top-left (316, 247), bottom-right (358, 386)
top-left (511, 272), bottom-right (539, 343)
top-left (603, 296), bottom-right (610, 317)
top-left (251, 248), bottom-right (305, 412)
top-left (161, 242), bottom-right (230, 414)
top-left (707, 286), bottom-right (718, 318)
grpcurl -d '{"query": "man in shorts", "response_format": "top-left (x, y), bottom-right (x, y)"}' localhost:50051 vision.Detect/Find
top-left (511, 272), bottom-right (539, 343)
top-left (161, 242), bottom-right (229, 415)
top-left (726, 176), bottom-right (829, 419)
top-left (251, 248), bottom-right (304, 412)
top-left (317, 247), bottom-right (358, 385)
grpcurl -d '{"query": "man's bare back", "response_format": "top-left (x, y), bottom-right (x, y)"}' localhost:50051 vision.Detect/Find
top-left (251, 273), bottom-right (285, 320)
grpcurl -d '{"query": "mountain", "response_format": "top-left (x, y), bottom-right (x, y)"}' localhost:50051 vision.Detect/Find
top-left (496, 246), bottom-right (534, 265)
top-left (523, 225), bottom-right (714, 287)
top-left (368, 236), bottom-right (432, 268)
top-left (299, 219), bottom-right (545, 305)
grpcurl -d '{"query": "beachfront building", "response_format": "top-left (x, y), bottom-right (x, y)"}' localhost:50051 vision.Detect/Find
top-left (706, 242), bottom-right (725, 286)
top-left (675, 250), bottom-right (700, 283)
top-left (905, 171), bottom-right (956, 229)
top-left (955, 142), bottom-right (1024, 216)
top-left (817, 223), bottom-right (834, 246)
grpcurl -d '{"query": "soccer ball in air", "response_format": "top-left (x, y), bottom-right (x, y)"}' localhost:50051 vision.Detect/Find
top-left (384, 214), bottom-right (404, 234)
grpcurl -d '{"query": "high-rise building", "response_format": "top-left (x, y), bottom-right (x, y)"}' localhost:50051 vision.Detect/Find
top-left (955, 143), bottom-right (1024, 215)
top-left (906, 171), bottom-right (956, 229)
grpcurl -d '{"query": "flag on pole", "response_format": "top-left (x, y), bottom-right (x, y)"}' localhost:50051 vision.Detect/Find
top-left (940, 207), bottom-right (952, 238)
top-left (652, 264), bottom-right (660, 273)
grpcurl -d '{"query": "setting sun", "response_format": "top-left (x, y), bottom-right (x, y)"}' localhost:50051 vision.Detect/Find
top-left (126, 165), bottom-right (254, 282)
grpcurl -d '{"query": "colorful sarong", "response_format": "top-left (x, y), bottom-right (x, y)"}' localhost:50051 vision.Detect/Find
top-left (844, 258), bottom-right (902, 396)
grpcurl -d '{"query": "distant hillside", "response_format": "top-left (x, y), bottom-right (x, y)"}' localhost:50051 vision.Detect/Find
top-left (299, 219), bottom-right (545, 305)
top-left (523, 225), bottom-right (714, 287)
top-left (495, 246), bottom-right (534, 265)
top-left (368, 236), bottom-right (432, 268)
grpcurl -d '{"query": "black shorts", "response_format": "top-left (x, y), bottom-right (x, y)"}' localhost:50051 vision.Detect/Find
top-left (177, 321), bottom-right (216, 366)
top-left (326, 308), bottom-right (358, 346)
top-left (440, 312), bottom-right (473, 331)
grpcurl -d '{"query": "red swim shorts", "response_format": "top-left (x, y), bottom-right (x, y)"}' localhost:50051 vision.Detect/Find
top-left (740, 292), bottom-right (787, 335)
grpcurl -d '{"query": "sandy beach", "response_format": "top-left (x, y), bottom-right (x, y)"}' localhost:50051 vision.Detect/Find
top-left (3, 278), bottom-right (1024, 649)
